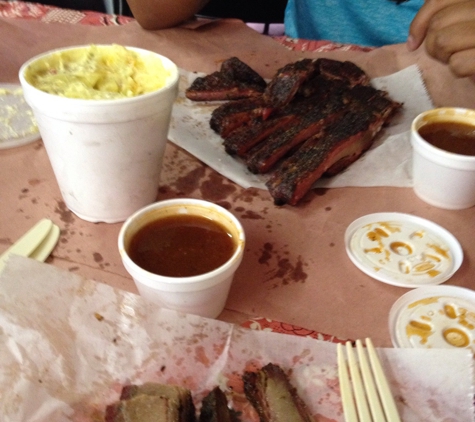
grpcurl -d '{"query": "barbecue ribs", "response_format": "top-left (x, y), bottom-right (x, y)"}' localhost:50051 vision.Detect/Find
top-left (187, 57), bottom-right (401, 205)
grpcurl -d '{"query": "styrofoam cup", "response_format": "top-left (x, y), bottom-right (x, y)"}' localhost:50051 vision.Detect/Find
top-left (411, 107), bottom-right (475, 210)
top-left (19, 45), bottom-right (179, 223)
top-left (118, 199), bottom-right (245, 318)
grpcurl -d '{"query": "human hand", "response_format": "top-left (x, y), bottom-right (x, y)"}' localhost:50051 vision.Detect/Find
top-left (408, 0), bottom-right (475, 77)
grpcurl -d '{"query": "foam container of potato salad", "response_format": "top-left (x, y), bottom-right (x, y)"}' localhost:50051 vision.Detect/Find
top-left (19, 45), bottom-right (179, 223)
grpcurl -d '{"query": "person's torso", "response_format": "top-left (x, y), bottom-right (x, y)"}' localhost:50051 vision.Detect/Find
top-left (284, 0), bottom-right (424, 47)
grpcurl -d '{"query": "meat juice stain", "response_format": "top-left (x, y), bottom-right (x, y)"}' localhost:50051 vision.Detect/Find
top-left (258, 242), bottom-right (273, 265)
top-left (200, 172), bottom-right (237, 202)
top-left (236, 187), bottom-right (261, 203)
top-left (174, 166), bottom-right (206, 195)
top-left (240, 210), bottom-right (264, 220)
top-left (258, 242), bottom-right (308, 288)
top-left (54, 200), bottom-right (75, 225)
top-left (215, 200), bottom-right (232, 210)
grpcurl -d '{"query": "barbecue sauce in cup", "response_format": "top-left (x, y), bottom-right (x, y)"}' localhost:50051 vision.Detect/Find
top-left (128, 214), bottom-right (235, 277)
top-left (418, 121), bottom-right (475, 156)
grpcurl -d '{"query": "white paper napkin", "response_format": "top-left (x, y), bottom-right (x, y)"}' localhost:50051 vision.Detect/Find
top-left (0, 256), bottom-right (472, 421)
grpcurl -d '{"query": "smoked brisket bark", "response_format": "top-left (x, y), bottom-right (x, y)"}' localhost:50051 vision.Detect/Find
top-left (263, 59), bottom-right (319, 108)
top-left (266, 93), bottom-right (400, 206)
top-left (222, 109), bottom-right (299, 157)
top-left (245, 94), bottom-right (346, 174)
top-left (199, 387), bottom-right (236, 422)
top-left (245, 82), bottom-right (394, 174)
top-left (210, 97), bottom-right (270, 138)
top-left (105, 383), bottom-right (196, 422)
top-left (316, 58), bottom-right (371, 87)
top-left (186, 57), bottom-right (266, 101)
top-left (242, 363), bottom-right (314, 422)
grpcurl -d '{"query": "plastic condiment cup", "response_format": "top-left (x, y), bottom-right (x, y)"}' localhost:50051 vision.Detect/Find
top-left (118, 199), bottom-right (245, 318)
top-left (411, 107), bottom-right (475, 210)
top-left (19, 45), bottom-right (179, 223)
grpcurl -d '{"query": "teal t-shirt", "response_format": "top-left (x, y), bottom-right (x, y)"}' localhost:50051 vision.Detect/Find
top-left (284, 0), bottom-right (423, 47)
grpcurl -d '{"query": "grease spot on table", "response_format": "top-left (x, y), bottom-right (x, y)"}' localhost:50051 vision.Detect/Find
top-left (258, 242), bottom-right (273, 265)
top-left (175, 166), bottom-right (206, 194)
top-left (200, 172), bottom-right (237, 201)
top-left (54, 200), bottom-right (75, 225)
top-left (240, 210), bottom-right (263, 220)
top-left (258, 242), bottom-right (308, 288)
top-left (28, 178), bottom-right (41, 186)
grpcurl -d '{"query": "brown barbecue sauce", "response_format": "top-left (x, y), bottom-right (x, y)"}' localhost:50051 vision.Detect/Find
top-left (419, 121), bottom-right (475, 156)
top-left (128, 214), bottom-right (235, 277)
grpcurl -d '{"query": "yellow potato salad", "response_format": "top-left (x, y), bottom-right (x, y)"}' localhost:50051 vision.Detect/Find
top-left (24, 44), bottom-right (171, 99)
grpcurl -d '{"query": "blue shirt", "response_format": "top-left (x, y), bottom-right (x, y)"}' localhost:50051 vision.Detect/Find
top-left (284, 0), bottom-right (423, 47)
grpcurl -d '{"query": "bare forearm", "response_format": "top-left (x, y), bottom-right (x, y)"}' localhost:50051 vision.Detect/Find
top-left (126, 0), bottom-right (210, 30)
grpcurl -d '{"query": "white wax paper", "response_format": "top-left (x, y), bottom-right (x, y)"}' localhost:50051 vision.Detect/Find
top-left (0, 256), bottom-right (473, 422)
top-left (169, 65), bottom-right (433, 189)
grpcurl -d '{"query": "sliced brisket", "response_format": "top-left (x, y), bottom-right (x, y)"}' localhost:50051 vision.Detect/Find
top-left (263, 59), bottom-right (319, 108)
top-left (316, 58), bottom-right (371, 87)
top-left (245, 94), bottom-right (345, 174)
top-left (266, 93), bottom-right (400, 206)
top-left (210, 97), bottom-right (270, 138)
top-left (243, 363), bottom-right (314, 422)
top-left (186, 57), bottom-right (266, 101)
top-left (186, 57), bottom-right (402, 206)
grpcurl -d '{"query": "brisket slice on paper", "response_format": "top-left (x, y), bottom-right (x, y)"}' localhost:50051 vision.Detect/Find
top-left (199, 387), bottom-right (237, 422)
top-left (263, 59), bottom-right (319, 108)
top-left (242, 363), bottom-right (314, 422)
top-left (185, 56), bottom-right (402, 206)
top-left (266, 93), bottom-right (401, 206)
top-left (186, 57), bottom-right (266, 101)
top-left (262, 58), bottom-right (370, 108)
top-left (316, 58), bottom-right (371, 87)
top-left (105, 383), bottom-right (196, 422)
top-left (209, 97), bottom-right (270, 138)
top-left (245, 94), bottom-right (346, 174)
top-left (223, 111), bottom-right (298, 157)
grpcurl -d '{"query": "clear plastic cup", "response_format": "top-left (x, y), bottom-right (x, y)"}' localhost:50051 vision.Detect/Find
top-left (118, 199), bottom-right (245, 318)
top-left (19, 45), bottom-right (179, 223)
top-left (411, 107), bottom-right (475, 210)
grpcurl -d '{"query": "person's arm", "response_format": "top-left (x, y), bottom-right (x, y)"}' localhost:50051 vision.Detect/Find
top-left (407, 0), bottom-right (475, 77)
top-left (126, 0), bottom-right (210, 30)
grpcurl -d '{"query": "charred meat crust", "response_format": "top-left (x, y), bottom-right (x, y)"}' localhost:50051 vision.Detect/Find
top-left (266, 97), bottom-right (400, 206)
top-left (199, 387), bottom-right (236, 422)
top-left (187, 57), bottom-right (401, 206)
top-left (185, 57), bottom-right (266, 101)
top-left (242, 363), bottom-right (314, 422)
top-left (210, 97), bottom-right (270, 138)
top-left (105, 383), bottom-right (196, 422)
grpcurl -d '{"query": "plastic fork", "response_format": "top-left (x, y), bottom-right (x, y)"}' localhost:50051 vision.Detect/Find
top-left (337, 338), bottom-right (401, 422)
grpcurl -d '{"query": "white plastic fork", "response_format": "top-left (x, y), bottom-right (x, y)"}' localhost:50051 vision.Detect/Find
top-left (337, 338), bottom-right (401, 422)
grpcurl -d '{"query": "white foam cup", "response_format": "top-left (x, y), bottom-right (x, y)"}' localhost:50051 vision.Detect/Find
top-left (411, 108), bottom-right (475, 210)
top-left (19, 45), bottom-right (179, 223)
top-left (118, 199), bottom-right (245, 318)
